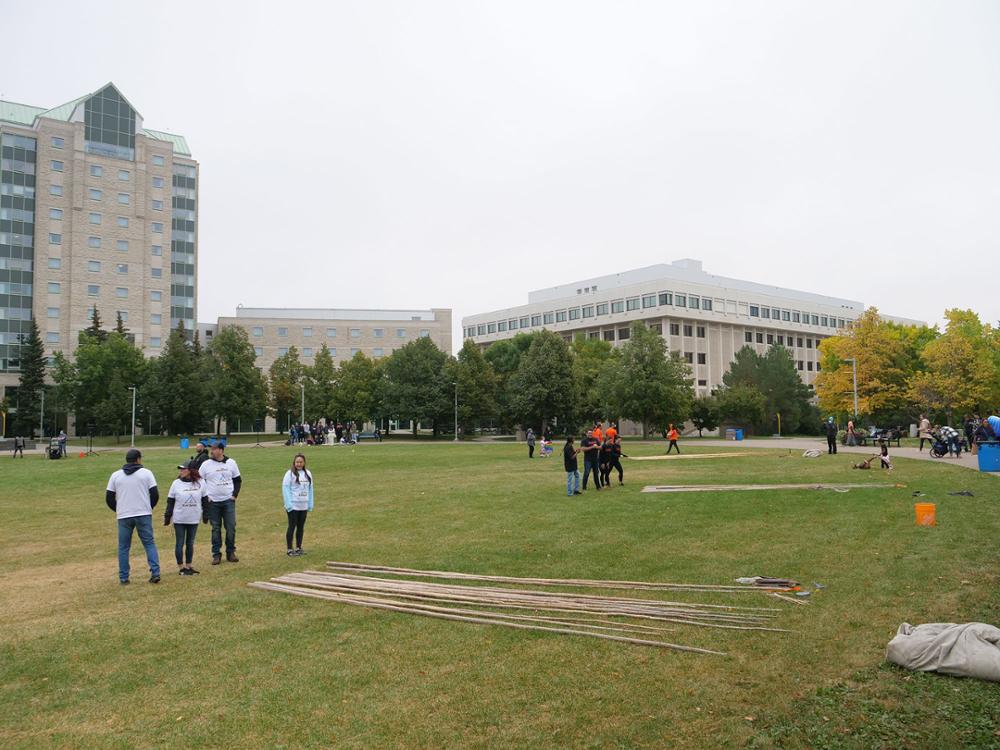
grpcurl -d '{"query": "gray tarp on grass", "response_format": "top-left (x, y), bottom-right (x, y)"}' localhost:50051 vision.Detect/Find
top-left (886, 622), bottom-right (1000, 682)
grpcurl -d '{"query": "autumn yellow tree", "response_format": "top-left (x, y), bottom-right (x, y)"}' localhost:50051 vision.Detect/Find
top-left (908, 310), bottom-right (996, 419)
top-left (815, 308), bottom-right (924, 418)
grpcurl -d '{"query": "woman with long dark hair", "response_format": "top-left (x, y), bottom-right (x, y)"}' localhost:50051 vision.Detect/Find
top-left (164, 460), bottom-right (209, 575)
top-left (282, 453), bottom-right (314, 556)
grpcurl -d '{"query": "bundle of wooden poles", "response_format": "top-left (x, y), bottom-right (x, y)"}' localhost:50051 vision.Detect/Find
top-left (249, 562), bottom-right (801, 655)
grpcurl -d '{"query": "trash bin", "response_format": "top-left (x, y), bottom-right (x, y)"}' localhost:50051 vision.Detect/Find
top-left (180, 438), bottom-right (189, 450)
top-left (909, 423), bottom-right (918, 438)
top-left (734, 429), bottom-right (744, 441)
top-left (977, 443), bottom-right (1000, 472)
top-left (725, 428), bottom-right (736, 441)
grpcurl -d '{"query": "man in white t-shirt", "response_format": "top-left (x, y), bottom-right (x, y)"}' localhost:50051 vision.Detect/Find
top-left (200, 441), bottom-right (242, 564)
top-left (106, 448), bottom-right (161, 585)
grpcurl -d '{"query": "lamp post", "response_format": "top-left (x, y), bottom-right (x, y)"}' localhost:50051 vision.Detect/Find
top-left (844, 358), bottom-right (859, 419)
top-left (39, 388), bottom-right (45, 439)
top-left (128, 386), bottom-right (137, 448)
top-left (300, 382), bottom-right (305, 425)
top-left (453, 382), bottom-right (458, 442)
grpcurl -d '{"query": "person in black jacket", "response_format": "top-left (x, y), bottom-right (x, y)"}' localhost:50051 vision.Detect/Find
top-left (191, 441), bottom-right (210, 470)
top-left (563, 437), bottom-right (581, 496)
top-left (599, 436), bottom-right (614, 487)
top-left (580, 430), bottom-right (601, 491)
top-left (609, 436), bottom-right (628, 486)
top-left (824, 418), bottom-right (838, 454)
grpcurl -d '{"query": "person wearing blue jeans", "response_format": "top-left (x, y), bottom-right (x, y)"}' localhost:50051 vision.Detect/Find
top-left (200, 442), bottom-right (242, 564)
top-left (207, 499), bottom-right (237, 560)
top-left (106, 448), bottom-right (161, 585)
top-left (563, 436), bottom-right (582, 496)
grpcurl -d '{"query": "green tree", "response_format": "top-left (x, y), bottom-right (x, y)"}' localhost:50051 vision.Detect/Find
top-left (205, 326), bottom-right (267, 436)
top-left (713, 384), bottom-right (767, 432)
top-left (72, 332), bottom-right (148, 437)
top-left (723, 345), bottom-right (812, 433)
top-left (49, 351), bottom-right (78, 433)
top-left (508, 330), bottom-right (575, 433)
top-left (689, 396), bottom-right (719, 437)
top-left (303, 344), bottom-right (336, 422)
top-left (330, 352), bottom-right (381, 428)
top-left (83, 305), bottom-right (108, 343)
top-left (382, 337), bottom-right (451, 436)
top-left (13, 320), bottom-right (46, 437)
top-left (603, 321), bottom-right (693, 439)
top-left (450, 340), bottom-right (498, 434)
top-left (145, 324), bottom-right (208, 435)
top-left (269, 346), bottom-right (304, 429)
top-left (571, 334), bottom-right (613, 428)
top-left (114, 311), bottom-right (128, 336)
top-left (485, 333), bottom-right (535, 431)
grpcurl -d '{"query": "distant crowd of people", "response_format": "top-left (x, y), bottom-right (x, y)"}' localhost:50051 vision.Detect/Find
top-left (288, 421), bottom-right (379, 446)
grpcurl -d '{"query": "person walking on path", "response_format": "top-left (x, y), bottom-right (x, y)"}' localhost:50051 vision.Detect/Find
top-left (846, 419), bottom-right (857, 447)
top-left (825, 418), bottom-right (838, 454)
top-left (918, 415), bottom-right (932, 452)
top-left (106, 448), bottom-right (160, 585)
top-left (665, 424), bottom-right (680, 455)
top-left (580, 429), bottom-right (602, 491)
top-left (201, 441), bottom-right (242, 565)
top-left (164, 460), bottom-right (209, 576)
top-left (12, 435), bottom-right (25, 458)
top-left (526, 428), bottom-right (536, 459)
top-left (563, 436), bottom-right (581, 496)
top-left (282, 453), bottom-right (314, 556)
top-left (609, 435), bottom-right (627, 485)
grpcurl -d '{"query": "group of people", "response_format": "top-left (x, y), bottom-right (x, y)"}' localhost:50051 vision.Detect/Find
top-left (289, 420), bottom-right (371, 446)
top-left (562, 422), bottom-right (626, 496)
top-left (918, 412), bottom-right (1000, 456)
top-left (107, 441), bottom-right (318, 584)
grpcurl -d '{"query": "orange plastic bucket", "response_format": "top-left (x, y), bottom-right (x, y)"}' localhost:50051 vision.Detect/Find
top-left (915, 503), bottom-right (936, 526)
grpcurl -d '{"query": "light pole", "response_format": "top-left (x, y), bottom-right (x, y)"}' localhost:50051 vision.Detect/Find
top-left (39, 388), bottom-right (45, 438)
top-left (453, 382), bottom-right (458, 442)
top-left (844, 358), bottom-right (859, 419)
top-left (300, 382), bottom-right (305, 425)
top-left (128, 386), bottom-right (137, 448)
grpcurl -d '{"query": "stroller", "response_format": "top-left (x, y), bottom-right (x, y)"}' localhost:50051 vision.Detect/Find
top-left (929, 431), bottom-right (951, 459)
top-left (48, 437), bottom-right (62, 460)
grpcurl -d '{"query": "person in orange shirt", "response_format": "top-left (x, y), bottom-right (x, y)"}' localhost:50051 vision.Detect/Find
top-left (592, 422), bottom-right (603, 443)
top-left (666, 424), bottom-right (680, 454)
top-left (605, 423), bottom-right (618, 442)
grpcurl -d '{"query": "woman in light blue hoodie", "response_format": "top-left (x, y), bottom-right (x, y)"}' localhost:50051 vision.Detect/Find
top-left (282, 453), bottom-right (314, 556)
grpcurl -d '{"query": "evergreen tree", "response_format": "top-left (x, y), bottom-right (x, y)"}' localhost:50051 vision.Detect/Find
top-left (13, 320), bottom-right (46, 437)
top-left (205, 326), bottom-right (268, 436)
top-left (145, 323), bottom-right (207, 434)
top-left (114, 310), bottom-right (128, 335)
top-left (84, 305), bottom-right (108, 342)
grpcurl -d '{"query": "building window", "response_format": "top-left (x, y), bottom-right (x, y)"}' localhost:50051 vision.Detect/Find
top-left (697, 353), bottom-right (706, 364)
top-left (689, 297), bottom-right (700, 310)
top-left (278, 327), bottom-right (288, 337)
top-left (151, 245), bottom-right (162, 256)
top-left (88, 237), bottom-right (101, 248)
top-left (118, 170), bottom-right (130, 181)
top-left (116, 311), bottom-right (129, 323)
top-left (44, 331), bottom-right (61, 344)
top-left (756, 333), bottom-right (764, 344)
top-left (683, 325), bottom-right (693, 337)
top-left (507, 320), bottom-right (517, 330)
top-left (150, 337), bottom-right (161, 347)
top-left (697, 379), bottom-right (707, 386)
top-left (87, 212), bottom-right (101, 225)
top-left (152, 222), bottom-right (163, 233)
top-left (152, 176), bottom-right (164, 188)
top-left (767, 334), bottom-right (774, 344)
top-left (47, 307), bottom-right (59, 318)
top-left (153, 155), bottom-right (165, 166)
top-left (117, 193), bottom-right (129, 205)
top-left (762, 308), bottom-right (771, 319)
top-left (543, 312), bottom-right (554, 324)
top-left (115, 263), bottom-right (128, 274)
top-left (252, 327), bottom-right (263, 337)
top-left (373, 347), bottom-right (384, 357)
top-left (90, 188), bottom-right (102, 200)
top-left (419, 329), bottom-right (430, 338)
top-left (47, 282), bottom-right (61, 293)
top-left (519, 317), bottom-right (529, 328)
top-left (87, 284), bottom-right (99, 296)
top-left (611, 301), bottom-right (624, 314)
top-left (115, 287), bottom-right (127, 298)
top-left (152, 199), bottom-right (163, 211)
top-left (117, 240), bottom-right (128, 251)
top-left (670, 323), bottom-right (680, 336)
top-left (48, 208), bottom-right (63, 220)
top-left (749, 305), bottom-right (760, 317)
top-left (151, 268), bottom-right (162, 278)
top-left (612, 327), bottom-right (627, 341)
top-left (745, 331), bottom-right (753, 342)
top-left (792, 312), bottom-right (800, 323)
top-left (393, 328), bottom-right (404, 338)
top-left (811, 315), bottom-right (819, 325)
top-left (603, 330), bottom-right (615, 341)
top-left (325, 327), bottom-right (337, 337)
top-left (582, 306), bottom-right (594, 318)
top-left (303, 347), bottom-right (314, 357)
top-left (642, 294), bottom-right (657, 309)
top-left (820, 316), bottom-right (829, 327)
top-left (684, 352), bottom-right (694, 364)
top-left (626, 298), bottom-right (640, 311)
top-left (278, 347), bottom-right (288, 357)
top-left (303, 327), bottom-right (313, 337)
top-left (48, 258), bottom-right (61, 269)
top-left (373, 328), bottom-right (384, 338)
top-left (649, 323), bottom-right (663, 334)
top-left (806, 339), bottom-right (813, 349)
top-left (703, 299), bottom-right (713, 311)
top-left (151, 291), bottom-right (162, 301)
top-left (696, 326), bottom-right (705, 338)
top-left (530, 315), bottom-right (541, 326)
top-left (49, 233), bottom-right (62, 245)
top-left (151, 314), bottom-right (161, 325)
top-left (568, 308), bottom-right (580, 320)
top-left (350, 328), bottom-right (361, 338)
top-left (672, 295), bottom-right (685, 308)
top-left (476, 325), bottom-right (486, 335)
top-left (51, 160), bottom-right (64, 172)
top-left (782, 310), bottom-right (790, 321)
top-left (555, 311), bottom-right (567, 322)
top-left (777, 335), bottom-right (785, 345)
top-left (807, 361), bottom-right (813, 371)
top-left (254, 346), bottom-right (263, 356)
top-left (51, 136), bottom-right (64, 149)
top-left (351, 348), bottom-right (361, 356)
top-left (90, 165), bottom-right (103, 177)
top-left (50, 185), bottom-right (63, 196)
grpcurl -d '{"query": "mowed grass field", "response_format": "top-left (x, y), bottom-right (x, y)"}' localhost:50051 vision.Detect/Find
top-left (1, 441), bottom-right (998, 749)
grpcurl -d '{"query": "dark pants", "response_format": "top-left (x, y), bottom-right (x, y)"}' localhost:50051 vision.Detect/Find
top-left (666, 440), bottom-right (679, 454)
top-left (286, 510), bottom-right (308, 549)
top-left (12, 446), bottom-right (23, 458)
top-left (919, 437), bottom-right (930, 451)
top-left (174, 523), bottom-right (198, 565)
top-left (609, 458), bottom-right (624, 483)
top-left (827, 435), bottom-right (837, 454)
top-left (582, 459), bottom-right (601, 489)
top-left (207, 499), bottom-right (236, 556)
top-left (528, 443), bottom-right (534, 458)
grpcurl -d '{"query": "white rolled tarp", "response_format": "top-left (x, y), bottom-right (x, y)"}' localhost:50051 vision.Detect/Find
top-left (886, 622), bottom-right (1000, 682)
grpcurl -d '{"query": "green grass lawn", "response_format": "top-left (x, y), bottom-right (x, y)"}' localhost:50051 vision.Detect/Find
top-left (1, 442), bottom-right (997, 749)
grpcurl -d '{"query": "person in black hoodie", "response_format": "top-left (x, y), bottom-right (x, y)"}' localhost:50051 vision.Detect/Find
top-left (190, 441), bottom-right (211, 470)
top-left (609, 435), bottom-right (628, 486)
top-left (824, 418), bottom-right (838, 454)
top-left (106, 448), bottom-right (161, 584)
top-left (563, 436), bottom-right (581, 496)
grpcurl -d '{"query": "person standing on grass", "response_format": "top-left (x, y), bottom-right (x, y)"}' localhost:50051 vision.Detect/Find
top-left (563, 436), bottom-right (581, 496)
top-left (164, 460), bottom-right (209, 576)
top-left (610, 435), bottom-right (627, 486)
top-left (599, 434), bottom-right (614, 487)
top-left (283, 453), bottom-right (314, 556)
top-left (201, 441), bottom-right (242, 565)
top-left (12, 435), bottom-right (25, 458)
top-left (605, 422), bottom-right (618, 442)
top-left (580, 429), bottom-right (601, 491)
top-left (918, 414), bottom-right (932, 451)
top-left (106, 448), bottom-right (160, 585)
top-left (58, 429), bottom-right (67, 458)
top-left (825, 417), bottom-right (838, 454)
top-left (526, 427), bottom-right (536, 459)
top-left (665, 424), bottom-right (680, 454)
top-left (191, 441), bottom-right (210, 470)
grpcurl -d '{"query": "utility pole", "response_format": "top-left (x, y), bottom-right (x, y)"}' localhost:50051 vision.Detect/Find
top-left (844, 358), bottom-right (859, 419)
top-left (300, 382), bottom-right (305, 424)
top-left (128, 386), bottom-right (137, 447)
top-left (453, 382), bottom-right (458, 442)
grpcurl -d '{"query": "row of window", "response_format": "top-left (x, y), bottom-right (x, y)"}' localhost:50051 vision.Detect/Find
top-left (749, 305), bottom-right (844, 329)
top-left (252, 326), bottom-right (431, 339)
top-left (48, 223), bottom-right (163, 244)
top-left (259, 346), bottom-right (391, 359)
top-left (744, 331), bottom-right (822, 349)
top-left (50, 133), bottom-right (169, 166)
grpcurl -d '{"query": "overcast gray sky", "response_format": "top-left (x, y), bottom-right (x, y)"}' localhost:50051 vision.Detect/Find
top-left (5, 0), bottom-right (999, 349)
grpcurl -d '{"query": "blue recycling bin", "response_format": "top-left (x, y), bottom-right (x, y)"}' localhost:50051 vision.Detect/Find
top-left (179, 438), bottom-right (189, 450)
top-left (977, 443), bottom-right (1000, 472)
top-left (734, 429), bottom-right (744, 441)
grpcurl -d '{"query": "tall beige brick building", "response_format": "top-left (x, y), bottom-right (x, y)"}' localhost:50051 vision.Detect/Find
top-left (0, 83), bottom-right (197, 407)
